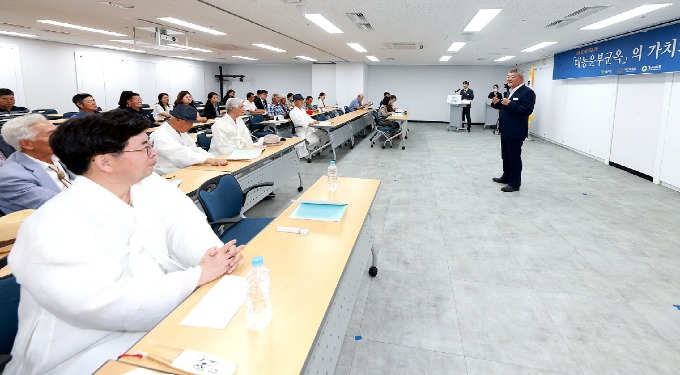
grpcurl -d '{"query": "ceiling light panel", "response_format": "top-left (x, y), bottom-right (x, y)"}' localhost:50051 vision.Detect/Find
top-left (521, 42), bottom-right (557, 52)
top-left (172, 56), bottom-right (204, 61)
top-left (366, 55), bottom-right (379, 61)
top-left (0, 31), bottom-right (38, 38)
top-left (440, 56), bottom-right (452, 62)
top-left (305, 14), bottom-right (343, 34)
top-left (37, 20), bottom-right (126, 36)
top-left (157, 17), bottom-right (225, 35)
top-left (296, 56), bottom-right (317, 62)
top-left (464, 9), bottom-right (503, 32)
top-left (167, 43), bottom-right (213, 52)
top-left (347, 43), bottom-right (367, 52)
top-left (495, 55), bottom-right (515, 62)
top-left (581, 4), bottom-right (672, 30)
top-left (92, 44), bottom-right (145, 53)
top-left (233, 55), bottom-right (258, 61)
top-left (447, 42), bottom-right (466, 52)
top-left (253, 43), bottom-right (286, 52)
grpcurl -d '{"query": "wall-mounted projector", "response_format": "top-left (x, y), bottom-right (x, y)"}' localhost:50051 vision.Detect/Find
top-left (156, 34), bottom-right (177, 42)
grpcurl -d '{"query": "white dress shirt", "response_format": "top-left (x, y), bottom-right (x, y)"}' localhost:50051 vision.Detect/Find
top-left (243, 100), bottom-right (257, 112)
top-left (24, 154), bottom-right (71, 190)
top-left (150, 122), bottom-right (212, 174)
top-left (6, 173), bottom-right (222, 375)
top-left (209, 115), bottom-right (253, 156)
top-left (152, 103), bottom-right (173, 118)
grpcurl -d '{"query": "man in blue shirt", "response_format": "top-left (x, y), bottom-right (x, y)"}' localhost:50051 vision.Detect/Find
top-left (348, 94), bottom-right (368, 112)
top-left (267, 94), bottom-right (288, 119)
top-left (70, 93), bottom-right (100, 118)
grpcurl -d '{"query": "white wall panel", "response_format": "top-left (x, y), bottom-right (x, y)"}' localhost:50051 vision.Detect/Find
top-left (659, 73), bottom-right (680, 188)
top-left (222, 64), bottom-right (311, 101)
top-left (0, 44), bottom-right (25, 103)
top-left (312, 64), bottom-right (336, 107)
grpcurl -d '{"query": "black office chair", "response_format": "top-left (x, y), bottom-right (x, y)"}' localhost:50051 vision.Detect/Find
top-left (336, 109), bottom-right (344, 115)
top-left (31, 109), bottom-right (58, 115)
top-left (197, 132), bottom-right (211, 151)
top-left (344, 106), bottom-right (351, 113)
top-left (317, 113), bottom-right (327, 121)
top-left (141, 104), bottom-right (151, 109)
top-left (194, 101), bottom-right (204, 106)
top-left (248, 115), bottom-right (275, 138)
top-left (62, 112), bottom-right (78, 119)
top-left (0, 256), bottom-right (19, 372)
top-left (197, 175), bottom-right (274, 245)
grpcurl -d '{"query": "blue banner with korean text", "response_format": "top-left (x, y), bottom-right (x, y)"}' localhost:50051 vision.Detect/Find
top-left (553, 22), bottom-right (680, 80)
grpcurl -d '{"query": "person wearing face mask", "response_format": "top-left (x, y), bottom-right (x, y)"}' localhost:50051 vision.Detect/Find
top-left (488, 84), bottom-right (503, 101)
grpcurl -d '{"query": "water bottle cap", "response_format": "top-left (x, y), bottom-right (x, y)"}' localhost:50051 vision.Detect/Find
top-left (330, 160), bottom-right (336, 165)
top-left (251, 256), bottom-right (264, 267)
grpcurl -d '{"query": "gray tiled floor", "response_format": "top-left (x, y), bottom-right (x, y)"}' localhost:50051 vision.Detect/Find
top-left (245, 123), bottom-right (680, 374)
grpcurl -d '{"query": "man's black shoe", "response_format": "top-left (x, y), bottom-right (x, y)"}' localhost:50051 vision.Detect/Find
top-left (492, 177), bottom-right (507, 184)
top-left (501, 185), bottom-right (519, 192)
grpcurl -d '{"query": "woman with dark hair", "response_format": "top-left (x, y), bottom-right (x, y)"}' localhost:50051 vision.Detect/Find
top-left (174, 91), bottom-right (207, 123)
top-left (120, 91), bottom-right (161, 126)
top-left (203, 92), bottom-right (221, 120)
top-left (488, 84), bottom-right (503, 100)
top-left (317, 92), bottom-right (327, 108)
top-left (221, 89), bottom-right (235, 103)
top-left (286, 92), bottom-right (295, 109)
top-left (153, 92), bottom-right (173, 119)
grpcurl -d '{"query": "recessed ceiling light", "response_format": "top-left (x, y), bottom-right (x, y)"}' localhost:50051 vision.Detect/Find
top-left (296, 55), bottom-right (317, 62)
top-left (92, 44), bottom-right (145, 53)
top-left (495, 55), bottom-right (515, 62)
top-left (167, 43), bottom-right (213, 53)
top-left (0, 31), bottom-right (38, 38)
top-left (439, 56), bottom-right (452, 62)
top-left (37, 20), bottom-right (126, 36)
top-left (232, 56), bottom-right (258, 61)
top-left (305, 14), bottom-right (343, 34)
top-left (347, 43), bottom-right (367, 52)
top-left (100, 1), bottom-right (134, 9)
top-left (464, 9), bottom-right (503, 32)
top-left (581, 4), bottom-right (672, 30)
top-left (521, 42), bottom-right (557, 52)
top-left (447, 42), bottom-right (466, 52)
top-left (366, 55), bottom-right (379, 62)
top-left (157, 17), bottom-right (225, 36)
top-left (253, 43), bottom-right (286, 53)
top-left (171, 56), bottom-right (205, 61)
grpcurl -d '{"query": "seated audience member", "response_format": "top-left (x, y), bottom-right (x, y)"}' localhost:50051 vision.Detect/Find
top-left (254, 90), bottom-right (266, 112)
top-left (244, 92), bottom-right (266, 115)
top-left (0, 88), bottom-right (30, 161)
top-left (221, 89), bottom-right (235, 104)
top-left (153, 92), bottom-right (173, 120)
top-left (5, 110), bottom-right (243, 374)
top-left (379, 95), bottom-right (398, 118)
top-left (210, 98), bottom-right (253, 156)
top-left (118, 91), bottom-right (162, 127)
top-left (348, 94), bottom-right (368, 111)
top-left (304, 96), bottom-right (315, 111)
top-left (317, 92), bottom-right (327, 108)
top-left (290, 94), bottom-right (329, 151)
top-left (286, 93), bottom-right (295, 109)
top-left (267, 94), bottom-right (288, 119)
top-left (69, 93), bottom-right (99, 118)
top-left (150, 104), bottom-right (228, 174)
top-left (203, 92), bottom-right (221, 120)
top-left (380, 91), bottom-right (391, 107)
top-left (175, 90), bottom-right (208, 123)
top-left (0, 114), bottom-right (74, 214)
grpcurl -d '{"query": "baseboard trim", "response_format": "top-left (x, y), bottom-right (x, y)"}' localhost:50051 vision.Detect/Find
top-left (608, 162), bottom-right (653, 182)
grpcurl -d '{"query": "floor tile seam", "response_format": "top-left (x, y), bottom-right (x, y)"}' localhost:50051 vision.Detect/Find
top-left (464, 356), bottom-right (578, 375)
top-left (356, 337), bottom-right (467, 358)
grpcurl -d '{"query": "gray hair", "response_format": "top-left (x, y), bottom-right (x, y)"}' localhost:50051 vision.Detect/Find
top-left (509, 68), bottom-right (525, 79)
top-left (271, 93), bottom-right (281, 100)
top-left (1, 114), bottom-right (47, 150)
top-left (225, 97), bottom-right (244, 113)
top-left (357, 93), bottom-right (364, 98)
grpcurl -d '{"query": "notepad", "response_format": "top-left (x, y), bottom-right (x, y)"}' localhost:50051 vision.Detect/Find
top-left (290, 200), bottom-right (348, 221)
top-left (180, 275), bottom-right (246, 329)
top-left (226, 149), bottom-right (263, 160)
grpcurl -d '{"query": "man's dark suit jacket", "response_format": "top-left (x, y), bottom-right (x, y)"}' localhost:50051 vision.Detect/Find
top-left (491, 85), bottom-right (536, 139)
top-left (461, 89), bottom-right (474, 107)
top-left (254, 97), bottom-right (265, 110)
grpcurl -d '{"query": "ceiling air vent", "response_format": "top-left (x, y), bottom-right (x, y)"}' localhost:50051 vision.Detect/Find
top-left (346, 13), bottom-right (367, 23)
top-left (545, 19), bottom-right (577, 29)
top-left (565, 6), bottom-right (609, 19)
top-left (355, 23), bottom-right (373, 31)
top-left (385, 42), bottom-right (419, 50)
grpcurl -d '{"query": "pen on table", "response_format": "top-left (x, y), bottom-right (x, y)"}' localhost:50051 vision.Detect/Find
top-left (277, 226), bottom-right (310, 234)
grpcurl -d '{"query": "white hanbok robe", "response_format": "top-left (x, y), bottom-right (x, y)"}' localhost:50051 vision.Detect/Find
top-left (5, 173), bottom-right (223, 374)
top-left (289, 106), bottom-right (329, 151)
top-left (150, 122), bottom-right (212, 175)
top-left (209, 115), bottom-right (253, 156)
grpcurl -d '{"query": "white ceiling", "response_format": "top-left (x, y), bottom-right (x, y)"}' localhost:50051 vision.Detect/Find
top-left (1, 0), bottom-right (679, 65)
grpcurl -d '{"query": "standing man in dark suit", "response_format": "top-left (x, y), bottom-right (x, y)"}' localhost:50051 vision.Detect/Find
top-left (460, 81), bottom-right (474, 132)
top-left (491, 68), bottom-right (536, 192)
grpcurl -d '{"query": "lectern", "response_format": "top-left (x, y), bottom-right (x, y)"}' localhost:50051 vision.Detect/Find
top-left (446, 95), bottom-right (470, 131)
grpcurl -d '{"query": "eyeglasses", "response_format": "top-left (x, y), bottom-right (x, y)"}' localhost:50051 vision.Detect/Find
top-left (122, 140), bottom-right (154, 156)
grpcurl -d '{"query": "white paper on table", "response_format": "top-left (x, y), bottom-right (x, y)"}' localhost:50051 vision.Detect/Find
top-left (226, 149), bottom-right (263, 160)
top-left (316, 121), bottom-right (333, 126)
top-left (169, 179), bottom-right (182, 188)
top-left (171, 349), bottom-right (237, 375)
top-left (180, 275), bottom-right (246, 329)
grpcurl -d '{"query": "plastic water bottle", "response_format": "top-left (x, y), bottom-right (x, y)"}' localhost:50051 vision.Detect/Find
top-left (246, 256), bottom-right (271, 330)
top-left (327, 160), bottom-right (338, 192)
top-left (403, 106), bottom-right (408, 115)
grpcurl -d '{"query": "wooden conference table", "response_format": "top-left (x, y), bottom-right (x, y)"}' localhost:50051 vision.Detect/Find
top-left (308, 109), bottom-right (373, 162)
top-left (114, 176), bottom-right (381, 374)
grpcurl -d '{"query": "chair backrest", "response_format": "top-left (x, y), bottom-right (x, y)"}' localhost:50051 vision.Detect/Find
top-left (317, 114), bottom-right (327, 121)
top-left (344, 106), bottom-right (351, 113)
top-left (194, 101), bottom-right (204, 106)
top-left (372, 109), bottom-right (380, 123)
top-left (336, 109), bottom-right (344, 115)
top-left (0, 257), bottom-right (19, 355)
top-left (197, 175), bottom-right (244, 222)
top-left (197, 133), bottom-right (211, 151)
top-left (141, 104), bottom-right (151, 109)
top-left (31, 109), bottom-right (58, 115)
top-left (327, 111), bottom-right (336, 118)
top-left (62, 112), bottom-right (78, 119)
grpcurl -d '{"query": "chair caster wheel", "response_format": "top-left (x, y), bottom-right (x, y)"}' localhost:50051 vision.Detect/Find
top-left (371, 144), bottom-right (373, 148)
top-left (307, 159), bottom-right (312, 163)
top-left (368, 266), bottom-right (378, 277)
top-left (350, 146), bottom-right (354, 149)
top-left (381, 146), bottom-right (385, 149)
top-left (298, 186), bottom-right (303, 192)
top-left (402, 146), bottom-right (405, 150)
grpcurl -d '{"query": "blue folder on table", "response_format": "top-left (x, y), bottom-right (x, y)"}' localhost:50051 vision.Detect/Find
top-left (290, 200), bottom-right (348, 221)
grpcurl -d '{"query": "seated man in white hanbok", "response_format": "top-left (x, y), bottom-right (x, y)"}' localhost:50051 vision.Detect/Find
top-left (289, 94), bottom-right (329, 154)
top-left (210, 97), bottom-right (255, 156)
top-left (5, 110), bottom-right (244, 375)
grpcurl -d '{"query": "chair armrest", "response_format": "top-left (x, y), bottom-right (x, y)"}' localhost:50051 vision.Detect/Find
top-left (242, 182), bottom-right (274, 200)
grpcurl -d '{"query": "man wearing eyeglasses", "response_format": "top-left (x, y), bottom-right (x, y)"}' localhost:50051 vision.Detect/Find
top-left (0, 114), bottom-right (74, 214)
top-left (150, 104), bottom-right (228, 175)
top-left (5, 110), bottom-right (244, 374)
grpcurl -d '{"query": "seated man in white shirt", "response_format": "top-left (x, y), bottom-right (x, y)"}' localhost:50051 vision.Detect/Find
top-left (243, 92), bottom-right (265, 115)
top-left (210, 98), bottom-right (253, 156)
top-left (0, 114), bottom-right (75, 214)
top-left (5, 110), bottom-right (244, 374)
top-left (150, 104), bottom-right (228, 175)
top-left (289, 94), bottom-right (329, 152)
